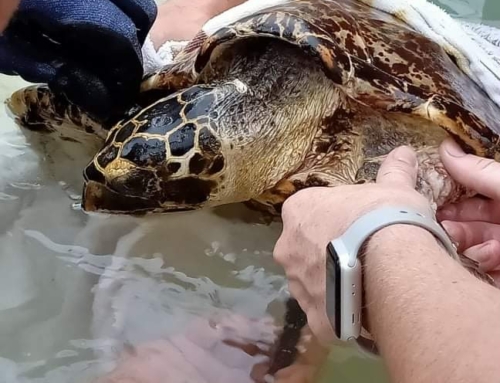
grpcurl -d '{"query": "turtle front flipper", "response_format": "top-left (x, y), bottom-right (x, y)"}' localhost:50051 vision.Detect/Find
top-left (6, 84), bottom-right (108, 144)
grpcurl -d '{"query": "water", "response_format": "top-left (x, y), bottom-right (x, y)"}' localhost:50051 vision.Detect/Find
top-left (0, 1), bottom-right (497, 382)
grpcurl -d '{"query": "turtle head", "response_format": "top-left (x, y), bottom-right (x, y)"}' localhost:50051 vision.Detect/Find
top-left (82, 36), bottom-right (341, 215)
top-left (81, 83), bottom-right (239, 215)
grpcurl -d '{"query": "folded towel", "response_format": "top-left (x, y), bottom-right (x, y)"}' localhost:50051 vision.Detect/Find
top-left (142, 0), bottom-right (500, 109)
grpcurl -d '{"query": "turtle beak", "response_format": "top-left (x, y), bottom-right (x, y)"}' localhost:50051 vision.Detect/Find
top-left (81, 181), bottom-right (198, 215)
top-left (82, 180), bottom-right (161, 215)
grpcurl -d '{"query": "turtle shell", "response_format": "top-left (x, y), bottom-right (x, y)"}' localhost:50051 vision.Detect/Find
top-left (149, 0), bottom-right (500, 160)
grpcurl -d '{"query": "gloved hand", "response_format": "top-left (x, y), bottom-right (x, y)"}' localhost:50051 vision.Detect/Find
top-left (0, 0), bottom-right (157, 122)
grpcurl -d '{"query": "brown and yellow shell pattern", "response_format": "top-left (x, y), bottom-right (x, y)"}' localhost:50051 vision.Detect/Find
top-left (75, 0), bottom-right (500, 214)
top-left (190, 0), bottom-right (500, 157)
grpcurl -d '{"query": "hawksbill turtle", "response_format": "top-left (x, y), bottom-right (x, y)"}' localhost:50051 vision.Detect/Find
top-left (5, 0), bottom-right (500, 378)
top-left (7, 0), bottom-right (500, 218)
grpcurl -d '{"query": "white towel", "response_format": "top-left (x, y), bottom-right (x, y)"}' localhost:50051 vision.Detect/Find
top-left (141, 0), bottom-right (500, 109)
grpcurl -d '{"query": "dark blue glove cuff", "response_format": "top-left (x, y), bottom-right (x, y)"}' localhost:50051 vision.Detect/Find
top-left (0, 0), bottom-right (157, 121)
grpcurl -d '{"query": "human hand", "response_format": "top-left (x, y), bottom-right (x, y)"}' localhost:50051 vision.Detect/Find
top-left (437, 138), bottom-right (500, 286)
top-left (273, 146), bottom-right (433, 342)
top-left (0, 0), bottom-right (157, 122)
top-left (94, 314), bottom-right (276, 383)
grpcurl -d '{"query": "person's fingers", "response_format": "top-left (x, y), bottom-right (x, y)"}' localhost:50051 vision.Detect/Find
top-left (216, 315), bottom-right (276, 354)
top-left (439, 138), bottom-right (500, 201)
top-left (441, 220), bottom-right (500, 252)
top-left (273, 234), bottom-right (291, 270)
top-left (437, 197), bottom-right (500, 224)
top-left (376, 146), bottom-right (418, 189)
top-left (305, 303), bottom-right (335, 346)
top-left (463, 240), bottom-right (500, 273)
top-left (463, 240), bottom-right (500, 287)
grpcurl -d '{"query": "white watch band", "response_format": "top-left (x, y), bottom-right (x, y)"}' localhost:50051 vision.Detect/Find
top-left (327, 205), bottom-right (459, 357)
top-left (339, 206), bottom-right (459, 266)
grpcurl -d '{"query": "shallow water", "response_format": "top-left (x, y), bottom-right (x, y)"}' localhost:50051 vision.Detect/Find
top-left (0, 1), bottom-right (498, 382)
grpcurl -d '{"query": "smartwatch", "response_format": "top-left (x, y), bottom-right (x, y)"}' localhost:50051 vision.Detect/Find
top-left (325, 206), bottom-right (459, 356)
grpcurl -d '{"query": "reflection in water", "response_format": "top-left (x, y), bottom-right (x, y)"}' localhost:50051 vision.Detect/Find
top-left (0, 165), bottom-right (289, 382)
top-left (20, 215), bottom-right (288, 383)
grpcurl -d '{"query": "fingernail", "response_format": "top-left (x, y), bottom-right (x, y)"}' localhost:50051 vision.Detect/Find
top-left (443, 139), bottom-right (466, 158)
top-left (473, 243), bottom-right (491, 263)
top-left (392, 146), bottom-right (417, 168)
top-left (437, 206), bottom-right (455, 220)
top-left (441, 221), bottom-right (458, 240)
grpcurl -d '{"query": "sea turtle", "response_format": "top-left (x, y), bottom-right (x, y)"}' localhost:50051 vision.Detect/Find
top-left (7, 0), bottom-right (500, 218)
top-left (8, 0), bottom-right (500, 271)
top-left (5, 0), bottom-right (500, 377)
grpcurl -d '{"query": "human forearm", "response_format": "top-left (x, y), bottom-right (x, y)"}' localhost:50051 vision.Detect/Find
top-left (365, 225), bottom-right (500, 383)
top-left (274, 146), bottom-right (500, 382)
top-left (150, 0), bottom-right (245, 47)
top-left (0, 0), bottom-right (19, 31)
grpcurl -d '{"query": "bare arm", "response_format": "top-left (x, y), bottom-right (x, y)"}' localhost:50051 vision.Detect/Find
top-left (274, 145), bottom-right (500, 383)
top-left (150, 0), bottom-right (245, 47)
top-left (365, 224), bottom-right (500, 383)
top-left (0, 0), bottom-right (19, 31)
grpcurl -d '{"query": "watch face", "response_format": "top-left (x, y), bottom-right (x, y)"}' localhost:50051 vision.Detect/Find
top-left (326, 242), bottom-right (342, 339)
